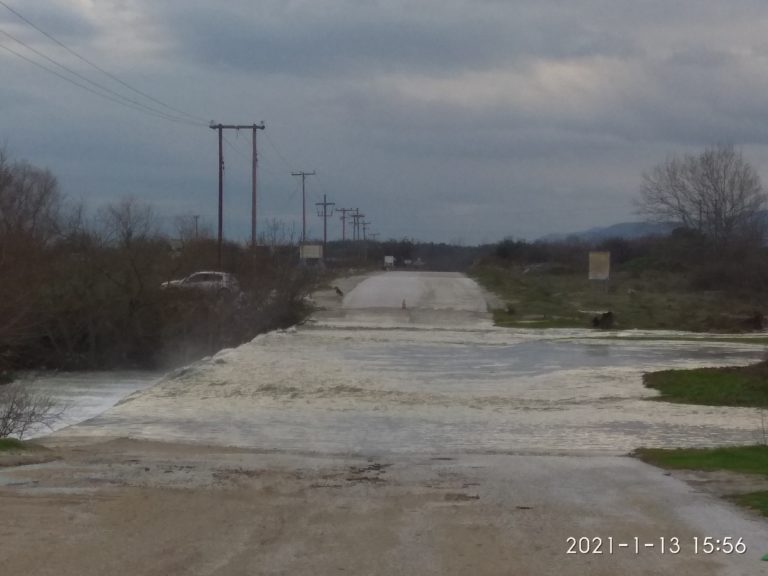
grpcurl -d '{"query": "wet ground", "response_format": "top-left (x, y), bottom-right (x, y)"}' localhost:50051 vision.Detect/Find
top-left (6, 271), bottom-right (768, 575)
top-left (18, 371), bottom-right (163, 439)
top-left (50, 272), bottom-right (767, 454)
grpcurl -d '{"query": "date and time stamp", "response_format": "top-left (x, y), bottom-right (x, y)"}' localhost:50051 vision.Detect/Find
top-left (566, 536), bottom-right (748, 556)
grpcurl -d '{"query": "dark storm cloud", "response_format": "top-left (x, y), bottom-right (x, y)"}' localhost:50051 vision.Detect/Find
top-left (6, 0), bottom-right (768, 242)
top-left (0, 2), bottom-right (95, 40)
top-left (151, 2), bottom-right (637, 77)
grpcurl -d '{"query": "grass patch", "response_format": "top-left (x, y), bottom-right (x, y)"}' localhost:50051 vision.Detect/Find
top-left (635, 445), bottom-right (768, 475)
top-left (600, 336), bottom-right (768, 345)
top-left (0, 438), bottom-right (26, 452)
top-left (636, 446), bottom-right (768, 518)
top-left (643, 361), bottom-right (768, 408)
top-left (472, 263), bottom-right (768, 332)
top-left (730, 491), bottom-right (768, 516)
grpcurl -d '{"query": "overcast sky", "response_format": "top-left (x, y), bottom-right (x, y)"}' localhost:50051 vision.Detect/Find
top-left (4, 0), bottom-right (768, 244)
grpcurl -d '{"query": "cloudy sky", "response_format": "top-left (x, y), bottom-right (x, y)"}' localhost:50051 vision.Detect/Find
top-left (3, 0), bottom-right (768, 244)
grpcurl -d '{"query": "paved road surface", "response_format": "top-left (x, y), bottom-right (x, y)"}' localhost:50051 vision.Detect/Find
top-left (3, 271), bottom-right (768, 575)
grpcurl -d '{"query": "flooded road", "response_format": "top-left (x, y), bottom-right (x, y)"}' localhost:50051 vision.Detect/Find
top-left (13, 271), bottom-right (768, 575)
top-left (53, 271), bottom-right (768, 454)
top-left (18, 371), bottom-right (163, 438)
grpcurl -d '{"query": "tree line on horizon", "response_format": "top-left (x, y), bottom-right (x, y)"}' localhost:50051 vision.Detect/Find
top-left (2, 143), bottom-right (766, 376)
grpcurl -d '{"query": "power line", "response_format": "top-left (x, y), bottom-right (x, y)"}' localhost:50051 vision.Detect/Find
top-left (263, 131), bottom-right (294, 172)
top-left (0, 28), bottom-right (204, 126)
top-left (222, 135), bottom-right (252, 162)
top-left (0, 0), bottom-right (206, 125)
top-left (0, 41), bottom-right (201, 126)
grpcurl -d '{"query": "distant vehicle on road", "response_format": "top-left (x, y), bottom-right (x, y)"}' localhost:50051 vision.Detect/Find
top-left (161, 271), bottom-right (240, 296)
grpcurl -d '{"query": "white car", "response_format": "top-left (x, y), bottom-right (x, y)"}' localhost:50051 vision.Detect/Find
top-left (161, 271), bottom-right (240, 295)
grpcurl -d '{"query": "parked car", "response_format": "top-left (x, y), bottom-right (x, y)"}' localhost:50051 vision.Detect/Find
top-left (161, 271), bottom-right (240, 296)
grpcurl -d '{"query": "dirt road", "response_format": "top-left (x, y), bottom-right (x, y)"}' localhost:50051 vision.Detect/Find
top-left (3, 271), bottom-right (768, 575)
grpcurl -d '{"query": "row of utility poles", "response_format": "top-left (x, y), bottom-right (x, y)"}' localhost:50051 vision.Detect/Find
top-left (209, 120), bottom-right (376, 267)
top-left (290, 172), bottom-right (373, 247)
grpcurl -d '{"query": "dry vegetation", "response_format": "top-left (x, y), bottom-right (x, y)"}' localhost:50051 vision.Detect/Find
top-left (0, 150), bottom-right (318, 377)
top-left (472, 232), bottom-right (768, 332)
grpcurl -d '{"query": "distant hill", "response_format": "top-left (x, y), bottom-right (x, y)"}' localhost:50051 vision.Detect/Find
top-left (539, 221), bottom-right (677, 243)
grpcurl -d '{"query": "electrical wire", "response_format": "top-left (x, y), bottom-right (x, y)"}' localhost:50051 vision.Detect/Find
top-left (0, 27), bottom-right (204, 127)
top-left (263, 131), bottom-right (295, 172)
top-left (0, 0), bottom-right (207, 125)
top-left (0, 41), bottom-right (201, 126)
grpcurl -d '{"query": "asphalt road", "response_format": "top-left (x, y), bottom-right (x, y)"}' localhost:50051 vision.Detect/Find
top-left (3, 271), bottom-right (768, 575)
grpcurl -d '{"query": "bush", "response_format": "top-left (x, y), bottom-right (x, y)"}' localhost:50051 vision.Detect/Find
top-left (0, 384), bottom-right (62, 439)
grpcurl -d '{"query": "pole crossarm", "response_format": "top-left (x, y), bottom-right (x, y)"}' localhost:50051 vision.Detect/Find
top-left (210, 123), bottom-right (265, 130)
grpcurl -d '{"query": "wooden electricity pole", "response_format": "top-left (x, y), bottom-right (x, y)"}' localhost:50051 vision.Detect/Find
top-left (291, 170), bottom-right (315, 243)
top-left (337, 208), bottom-right (354, 241)
top-left (251, 123), bottom-right (266, 248)
top-left (351, 210), bottom-right (365, 242)
top-left (315, 194), bottom-right (335, 250)
top-left (210, 122), bottom-right (265, 267)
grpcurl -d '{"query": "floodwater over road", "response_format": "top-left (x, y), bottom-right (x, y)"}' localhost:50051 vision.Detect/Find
top-left (18, 371), bottom-right (163, 439)
top-left (51, 272), bottom-right (768, 455)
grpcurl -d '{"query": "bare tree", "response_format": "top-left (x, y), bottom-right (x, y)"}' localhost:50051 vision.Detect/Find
top-left (0, 150), bottom-right (62, 244)
top-left (0, 384), bottom-right (63, 439)
top-left (174, 214), bottom-right (212, 244)
top-left (98, 197), bottom-right (158, 248)
top-left (259, 218), bottom-right (297, 247)
top-left (0, 151), bottom-right (65, 359)
top-left (638, 145), bottom-right (767, 250)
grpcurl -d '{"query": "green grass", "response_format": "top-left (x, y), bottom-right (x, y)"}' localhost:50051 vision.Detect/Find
top-left (0, 438), bottom-right (26, 452)
top-left (472, 263), bottom-right (768, 332)
top-left (644, 362), bottom-right (768, 408)
top-left (635, 445), bottom-right (768, 475)
top-left (730, 492), bottom-right (768, 516)
top-left (600, 335), bottom-right (768, 345)
top-left (636, 446), bottom-right (768, 518)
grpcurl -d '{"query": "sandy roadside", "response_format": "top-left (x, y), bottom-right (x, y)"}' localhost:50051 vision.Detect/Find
top-left (3, 438), bottom-right (768, 576)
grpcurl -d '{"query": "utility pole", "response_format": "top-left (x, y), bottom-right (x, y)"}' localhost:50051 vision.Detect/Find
top-left (351, 210), bottom-right (365, 241)
top-left (291, 171), bottom-right (315, 243)
top-left (315, 194), bottom-right (335, 250)
top-left (251, 123), bottom-right (266, 248)
top-left (210, 121), bottom-right (265, 267)
top-left (213, 123), bottom-right (224, 268)
top-left (362, 220), bottom-right (371, 242)
top-left (369, 232), bottom-right (379, 242)
top-left (193, 215), bottom-right (200, 240)
top-left (337, 208), bottom-right (355, 241)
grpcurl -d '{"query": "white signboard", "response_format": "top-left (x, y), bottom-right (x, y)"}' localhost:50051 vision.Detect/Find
top-left (300, 244), bottom-right (323, 260)
top-left (588, 251), bottom-right (611, 281)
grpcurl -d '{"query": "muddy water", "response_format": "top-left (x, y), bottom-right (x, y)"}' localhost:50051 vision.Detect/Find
top-left (39, 272), bottom-right (768, 454)
top-left (15, 371), bottom-right (163, 439)
top-left (52, 324), bottom-right (767, 455)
